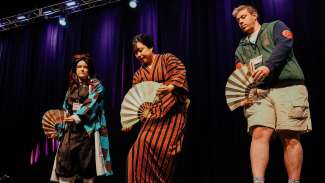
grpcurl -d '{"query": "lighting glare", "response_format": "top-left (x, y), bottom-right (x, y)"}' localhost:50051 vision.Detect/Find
top-left (43, 10), bottom-right (53, 16)
top-left (129, 0), bottom-right (137, 8)
top-left (59, 17), bottom-right (67, 26)
top-left (66, 1), bottom-right (76, 7)
top-left (17, 15), bottom-right (26, 20)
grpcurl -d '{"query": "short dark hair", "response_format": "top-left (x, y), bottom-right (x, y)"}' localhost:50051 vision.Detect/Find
top-left (132, 33), bottom-right (154, 49)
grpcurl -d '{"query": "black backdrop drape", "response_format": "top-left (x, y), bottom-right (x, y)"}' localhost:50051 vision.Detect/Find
top-left (0, 0), bottom-right (323, 182)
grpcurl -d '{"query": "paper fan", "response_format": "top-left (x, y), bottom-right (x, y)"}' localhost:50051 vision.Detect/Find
top-left (120, 81), bottom-right (163, 129)
top-left (225, 65), bottom-right (256, 111)
top-left (42, 109), bottom-right (66, 138)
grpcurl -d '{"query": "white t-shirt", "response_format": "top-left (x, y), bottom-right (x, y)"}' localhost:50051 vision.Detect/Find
top-left (247, 26), bottom-right (261, 44)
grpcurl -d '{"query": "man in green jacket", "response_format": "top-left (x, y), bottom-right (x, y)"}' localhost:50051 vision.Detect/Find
top-left (232, 5), bottom-right (312, 183)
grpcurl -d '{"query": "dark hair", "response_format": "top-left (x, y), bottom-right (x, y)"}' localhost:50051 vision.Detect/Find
top-left (68, 53), bottom-right (96, 87)
top-left (66, 53), bottom-right (96, 105)
top-left (71, 53), bottom-right (95, 76)
top-left (132, 33), bottom-right (154, 49)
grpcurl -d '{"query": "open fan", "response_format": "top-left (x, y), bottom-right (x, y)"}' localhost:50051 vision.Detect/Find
top-left (42, 109), bottom-right (67, 138)
top-left (120, 81), bottom-right (163, 129)
top-left (225, 65), bottom-right (256, 111)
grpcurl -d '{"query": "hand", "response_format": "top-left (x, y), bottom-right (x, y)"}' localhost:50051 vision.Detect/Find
top-left (142, 108), bottom-right (151, 119)
top-left (156, 84), bottom-right (174, 95)
top-left (138, 102), bottom-right (153, 122)
top-left (252, 66), bottom-right (270, 82)
top-left (243, 98), bottom-right (254, 107)
top-left (63, 116), bottom-right (75, 123)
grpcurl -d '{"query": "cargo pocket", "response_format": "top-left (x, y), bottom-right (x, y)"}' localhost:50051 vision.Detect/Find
top-left (288, 88), bottom-right (309, 119)
top-left (288, 105), bottom-right (308, 119)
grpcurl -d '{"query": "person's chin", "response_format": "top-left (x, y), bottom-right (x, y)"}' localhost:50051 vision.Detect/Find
top-left (78, 75), bottom-right (88, 80)
top-left (243, 27), bottom-right (253, 34)
top-left (241, 27), bottom-right (248, 32)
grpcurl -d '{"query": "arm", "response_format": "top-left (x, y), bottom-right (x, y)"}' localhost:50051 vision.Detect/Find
top-left (132, 70), bottom-right (142, 85)
top-left (62, 90), bottom-right (70, 112)
top-left (140, 53), bottom-right (188, 122)
top-left (253, 21), bottom-right (294, 81)
top-left (235, 51), bottom-right (244, 69)
top-left (265, 20), bottom-right (294, 72)
top-left (65, 79), bottom-right (104, 124)
top-left (164, 53), bottom-right (188, 93)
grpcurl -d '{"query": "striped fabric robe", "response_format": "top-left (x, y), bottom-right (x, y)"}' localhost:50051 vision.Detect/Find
top-left (128, 53), bottom-right (189, 183)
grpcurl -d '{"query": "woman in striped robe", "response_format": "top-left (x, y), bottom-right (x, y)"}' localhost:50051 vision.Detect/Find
top-left (126, 34), bottom-right (189, 183)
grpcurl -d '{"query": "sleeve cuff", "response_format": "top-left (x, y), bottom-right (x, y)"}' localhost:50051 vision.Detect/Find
top-left (265, 62), bottom-right (274, 72)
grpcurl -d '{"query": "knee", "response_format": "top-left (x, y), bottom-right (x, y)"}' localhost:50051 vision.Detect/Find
top-left (282, 136), bottom-right (301, 148)
top-left (251, 127), bottom-right (274, 142)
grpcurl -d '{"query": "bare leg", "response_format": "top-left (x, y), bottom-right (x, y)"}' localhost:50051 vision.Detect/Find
top-left (279, 131), bottom-right (303, 181)
top-left (250, 126), bottom-right (274, 180)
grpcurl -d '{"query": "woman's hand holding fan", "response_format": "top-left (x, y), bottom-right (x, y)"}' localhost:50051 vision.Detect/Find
top-left (120, 81), bottom-right (163, 131)
top-left (41, 109), bottom-right (67, 139)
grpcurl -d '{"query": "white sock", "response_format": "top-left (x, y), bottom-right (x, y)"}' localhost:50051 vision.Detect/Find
top-left (288, 179), bottom-right (300, 183)
top-left (253, 177), bottom-right (264, 183)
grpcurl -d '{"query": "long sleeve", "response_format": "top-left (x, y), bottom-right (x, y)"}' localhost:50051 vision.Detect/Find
top-left (132, 70), bottom-right (142, 85)
top-left (141, 53), bottom-right (188, 122)
top-left (164, 53), bottom-right (188, 93)
top-left (62, 90), bottom-right (70, 112)
top-left (74, 79), bottom-right (104, 123)
top-left (234, 50), bottom-right (244, 69)
top-left (265, 21), bottom-right (294, 72)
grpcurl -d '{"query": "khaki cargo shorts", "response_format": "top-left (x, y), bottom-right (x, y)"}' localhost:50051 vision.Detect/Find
top-left (244, 85), bottom-right (312, 133)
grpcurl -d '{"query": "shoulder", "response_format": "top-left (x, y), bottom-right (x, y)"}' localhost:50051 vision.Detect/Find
top-left (237, 37), bottom-right (246, 46)
top-left (160, 53), bottom-right (182, 63)
top-left (265, 20), bottom-right (288, 29)
top-left (162, 53), bottom-right (177, 58)
top-left (261, 20), bottom-right (280, 31)
top-left (265, 20), bottom-right (281, 25)
top-left (271, 20), bottom-right (293, 39)
top-left (273, 20), bottom-right (286, 25)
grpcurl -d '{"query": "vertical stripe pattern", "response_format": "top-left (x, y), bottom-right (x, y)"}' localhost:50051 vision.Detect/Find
top-left (128, 53), bottom-right (189, 183)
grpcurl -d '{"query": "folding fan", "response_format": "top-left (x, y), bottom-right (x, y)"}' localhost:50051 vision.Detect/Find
top-left (225, 65), bottom-right (256, 111)
top-left (42, 109), bottom-right (67, 139)
top-left (120, 81), bottom-right (163, 129)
